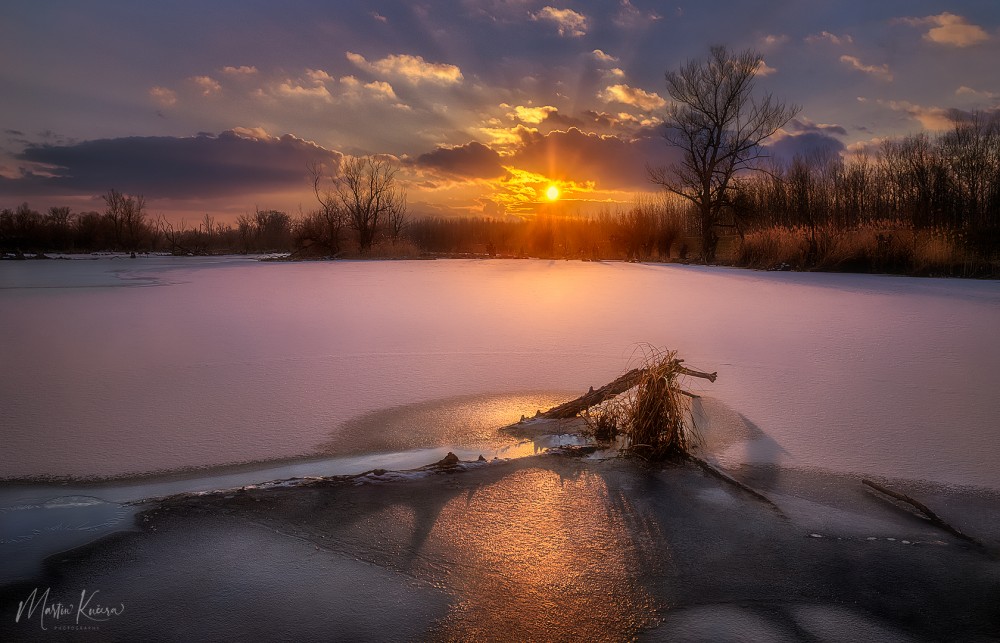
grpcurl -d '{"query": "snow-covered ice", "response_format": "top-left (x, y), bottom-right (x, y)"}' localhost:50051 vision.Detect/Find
top-left (1, 257), bottom-right (998, 489)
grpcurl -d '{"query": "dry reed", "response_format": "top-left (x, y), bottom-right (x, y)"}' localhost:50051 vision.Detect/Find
top-left (585, 348), bottom-right (706, 460)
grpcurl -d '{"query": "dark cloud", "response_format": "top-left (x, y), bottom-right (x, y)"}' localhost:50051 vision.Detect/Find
top-left (412, 141), bottom-right (505, 179)
top-left (787, 118), bottom-right (848, 137)
top-left (412, 126), bottom-right (679, 190)
top-left (539, 111), bottom-right (585, 129)
top-left (578, 110), bottom-right (638, 132)
top-left (1, 130), bottom-right (341, 198)
top-left (412, 125), bottom-right (682, 191)
top-left (766, 132), bottom-right (846, 162)
top-left (509, 126), bottom-right (681, 191)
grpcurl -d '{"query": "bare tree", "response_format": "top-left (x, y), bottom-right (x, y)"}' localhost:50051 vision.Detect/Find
top-left (330, 156), bottom-right (407, 253)
top-left (157, 216), bottom-right (190, 255)
top-left (306, 162), bottom-right (347, 255)
top-left (649, 46), bottom-right (799, 261)
top-left (103, 189), bottom-right (147, 251)
top-left (387, 193), bottom-right (409, 244)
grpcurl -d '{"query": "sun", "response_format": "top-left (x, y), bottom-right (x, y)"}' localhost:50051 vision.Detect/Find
top-left (545, 184), bottom-right (560, 201)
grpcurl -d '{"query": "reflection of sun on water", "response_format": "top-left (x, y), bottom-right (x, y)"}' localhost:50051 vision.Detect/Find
top-left (545, 185), bottom-right (560, 201)
top-left (427, 468), bottom-right (664, 639)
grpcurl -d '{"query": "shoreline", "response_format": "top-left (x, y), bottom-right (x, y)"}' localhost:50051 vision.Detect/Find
top-left (4, 250), bottom-right (999, 281)
top-left (3, 451), bottom-right (998, 640)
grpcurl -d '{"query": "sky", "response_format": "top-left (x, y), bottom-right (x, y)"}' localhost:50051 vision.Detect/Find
top-left (2, 0), bottom-right (999, 223)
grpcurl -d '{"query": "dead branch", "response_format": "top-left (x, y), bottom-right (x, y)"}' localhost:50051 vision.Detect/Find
top-left (862, 479), bottom-right (983, 547)
top-left (676, 364), bottom-right (718, 382)
top-left (539, 362), bottom-right (716, 419)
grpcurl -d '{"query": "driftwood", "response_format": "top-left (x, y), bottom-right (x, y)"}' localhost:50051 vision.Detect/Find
top-left (539, 362), bottom-right (717, 419)
top-left (540, 368), bottom-right (645, 419)
top-left (862, 479), bottom-right (983, 548)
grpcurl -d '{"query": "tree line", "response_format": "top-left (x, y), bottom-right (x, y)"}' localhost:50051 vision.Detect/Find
top-left (0, 192), bottom-right (690, 261)
top-left (2, 46), bottom-right (997, 275)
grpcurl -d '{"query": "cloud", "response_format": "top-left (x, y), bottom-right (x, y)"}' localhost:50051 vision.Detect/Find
top-left (364, 80), bottom-right (398, 101)
top-left (510, 105), bottom-right (559, 124)
top-left (580, 110), bottom-right (640, 132)
top-left (956, 86), bottom-right (1000, 101)
top-left (539, 110), bottom-right (586, 129)
top-left (598, 84), bottom-right (666, 111)
top-left (766, 131), bottom-right (846, 162)
top-left (259, 69), bottom-right (339, 102)
top-left (761, 34), bottom-right (789, 47)
top-left (531, 6), bottom-right (588, 37)
top-left (413, 141), bottom-right (505, 179)
top-left (787, 117), bottom-right (847, 137)
top-left (191, 76), bottom-right (222, 96)
top-left (416, 125), bottom-right (682, 195)
top-left (371, 11), bottom-right (388, 23)
top-left (346, 52), bottom-right (464, 85)
top-left (334, 75), bottom-right (405, 106)
top-left (305, 69), bottom-right (334, 84)
top-left (805, 31), bottom-right (853, 45)
top-left (898, 13), bottom-right (989, 47)
top-left (767, 120), bottom-right (848, 161)
top-left (839, 55), bottom-right (893, 81)
top-left (876, 100), bottom-right (958, 131)
top-left (507, 126), bottom-right (681, 191)
top-left (613, 0), bottom-right (661, 28)
top-left (228, 126), bottom-right (270, 140)
top-left (755, 60), bottom-right (778, 77)
top-left (222, 65), bottom-right (258, 75)
top-left (478, 124), bottom-right (538, 147)
top-left (149, 86), bottom-right (177, 107)
top-left (1, 129), bottom-right (342, 199)
top-left (591, 49), bottom-right (619, 63)
top-left (276, 80), bottom-right (332, 101)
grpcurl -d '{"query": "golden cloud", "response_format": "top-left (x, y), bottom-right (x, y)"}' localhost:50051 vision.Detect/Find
top-left (598, 84), bottom-right (666, 111)
top-left (839, 55), bottom-right (893, 81)
top-left (346, 52), bottom-right (464, 85)
top-left (899, 12), bottom-right (989, 47)
top-left (755, 60), bottom-right (778, 77)
top-left (531, 6), bottom-right (588, 37)
top-left (878, 100), bottom-right (956, 131)
top-left (149, 86), bottom-right (177, 107)
top-left (591, 49), bottom-right (619, 63)
top-left (511, 105), bottom-right (559, 124)
top-left (191, 75), bottom-right (222, 96)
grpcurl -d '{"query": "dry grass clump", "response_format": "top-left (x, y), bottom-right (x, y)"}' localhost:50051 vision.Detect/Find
top-left (584, 399), bottom-right (626, 442)
top-left (585, 348), bottom-right (710, 460)
top-left (621, 350), bottom-right (692, 459)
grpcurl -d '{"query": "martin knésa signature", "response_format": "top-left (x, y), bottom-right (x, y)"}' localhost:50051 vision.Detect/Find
top-left (15, 588), bottom-right (124, 630)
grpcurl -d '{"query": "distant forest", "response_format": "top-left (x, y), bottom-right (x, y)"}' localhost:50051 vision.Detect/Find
top-left (2, 113), bottom-right (998, 277)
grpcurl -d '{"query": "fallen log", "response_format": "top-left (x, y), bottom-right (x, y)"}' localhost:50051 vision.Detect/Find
top-left (540, 368), bottom-right (645, 419)
top-left (861, 479), bottom-right (983, 548)
top-left (539, 362), bottom-right (717, 419)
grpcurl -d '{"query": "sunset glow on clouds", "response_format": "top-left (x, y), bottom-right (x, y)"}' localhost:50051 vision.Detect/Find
top-left (0, 1), bottom-right (997, 221)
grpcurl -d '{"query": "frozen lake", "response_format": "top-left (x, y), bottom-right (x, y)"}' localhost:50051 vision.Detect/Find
top-left (2, 256), bottom-right (999, 489)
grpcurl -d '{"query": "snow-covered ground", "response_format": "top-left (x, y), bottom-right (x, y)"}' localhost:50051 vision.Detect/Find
top-left (2, 257), bottom-right (998, 489)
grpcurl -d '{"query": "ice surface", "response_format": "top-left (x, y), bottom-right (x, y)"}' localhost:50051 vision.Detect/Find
top-left (0, 494), bottom-right (136, 583)
top-left (1, 257), bottom-right (998, 488)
